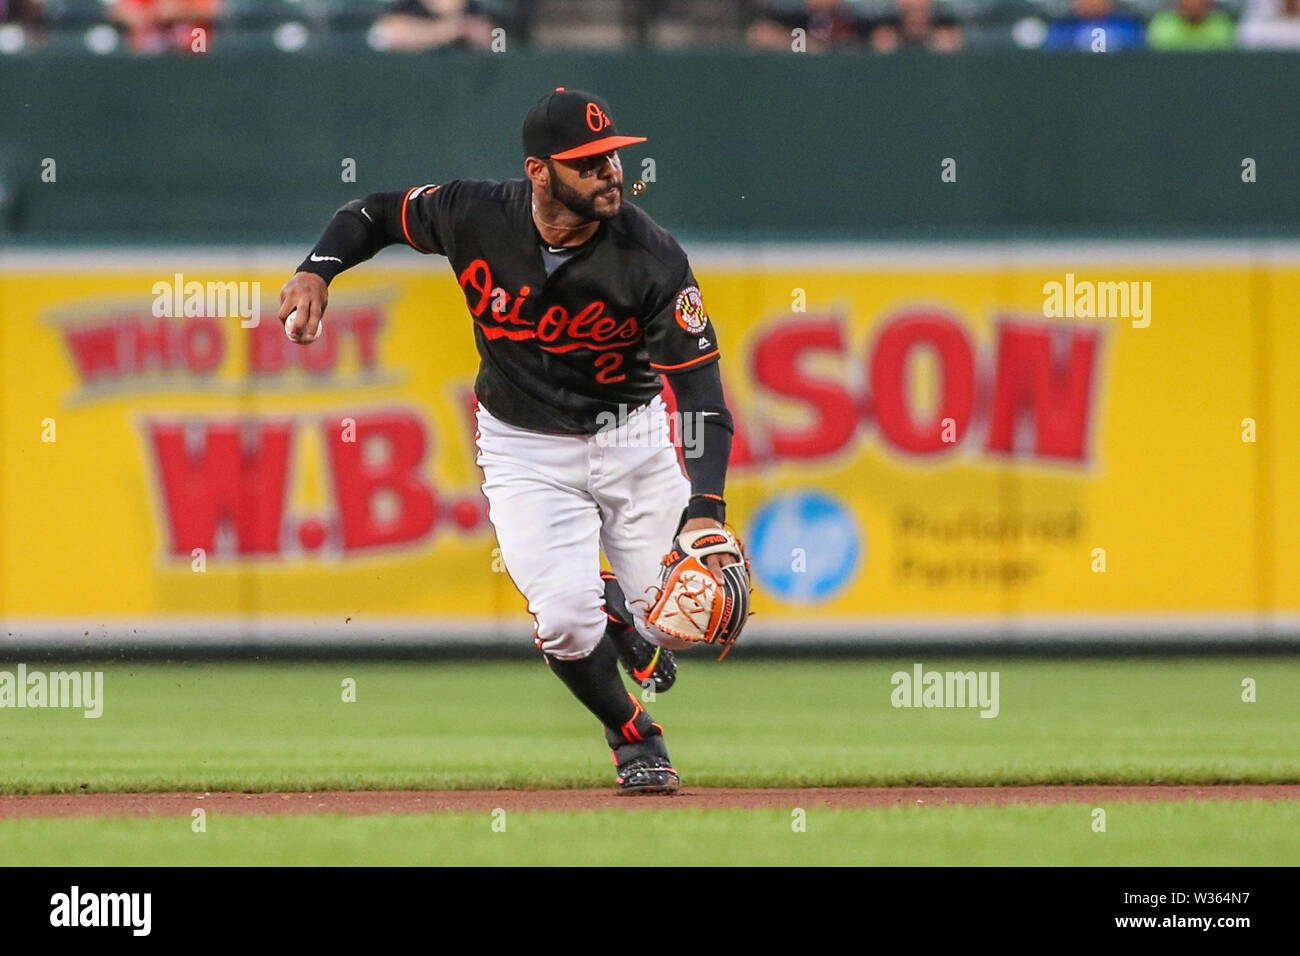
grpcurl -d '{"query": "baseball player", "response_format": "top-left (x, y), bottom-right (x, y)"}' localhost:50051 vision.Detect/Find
top-left (277, 88), bottom-right (749, 794)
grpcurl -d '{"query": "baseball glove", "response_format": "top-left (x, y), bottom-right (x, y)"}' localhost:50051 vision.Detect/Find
top-left (644, 526), bottom-right (752, 659)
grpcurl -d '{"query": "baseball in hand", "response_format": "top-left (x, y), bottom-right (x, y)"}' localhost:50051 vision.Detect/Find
top-left (284, 308), bottom-right (322, 343)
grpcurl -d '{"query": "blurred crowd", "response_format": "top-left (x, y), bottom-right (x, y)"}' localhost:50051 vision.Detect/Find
top-left (3, 0), bottom-right (1300, 53)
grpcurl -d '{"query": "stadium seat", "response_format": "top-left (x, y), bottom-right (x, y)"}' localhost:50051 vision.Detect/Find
top-left (962, 20), bottom-right (1019, 46)
top-left (311, 0), bottom-right (390, 30)
top-left (1015, 0), bottom-right (1074, 23)
top-left (219, 0), bottom-right (319, 29)
top-left (38, 0), bottom-right (110, 27)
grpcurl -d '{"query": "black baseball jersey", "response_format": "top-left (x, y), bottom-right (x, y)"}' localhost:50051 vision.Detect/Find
top-left (396, 178), bottom-right (721, 435)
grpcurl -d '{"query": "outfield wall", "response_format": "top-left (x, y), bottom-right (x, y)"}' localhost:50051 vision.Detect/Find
top-left (3, 51), bottom-right (1300, 244)
top-left (1, 243), bottom-right (1297, 651)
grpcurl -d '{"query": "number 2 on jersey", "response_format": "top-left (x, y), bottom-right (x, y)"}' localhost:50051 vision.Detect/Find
top-left (594, 352), bottom-right (626, 384)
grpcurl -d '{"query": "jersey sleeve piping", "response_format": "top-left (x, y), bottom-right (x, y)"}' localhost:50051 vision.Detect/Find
top-left (650, 349), bottom-right (719, 372)
top-left (401, 183), bottom-right (440, 253)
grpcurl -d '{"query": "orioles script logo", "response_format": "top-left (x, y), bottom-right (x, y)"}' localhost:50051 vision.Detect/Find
top-left (459, 257), bottom-right (639, 353)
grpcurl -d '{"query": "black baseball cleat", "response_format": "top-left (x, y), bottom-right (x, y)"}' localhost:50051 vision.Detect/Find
top-left (602, 571), bottom-right (677, 693)
top-left (608, 625), bottom-right (677, 693)
top-left (616, 754), bottom-right (680, 795)
top-left (608, 703), bottom-right (679, 795)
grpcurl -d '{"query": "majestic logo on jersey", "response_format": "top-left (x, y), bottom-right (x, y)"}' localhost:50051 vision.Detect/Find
top-left (674, 286), bottom-right (708, 334)
top-left (459, 257), bottom-right (639, 352)
top-left (586, 103), bottom-right (611, 132)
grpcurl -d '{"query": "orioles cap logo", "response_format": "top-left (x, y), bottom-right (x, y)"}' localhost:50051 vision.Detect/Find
top-left (586, 102), bottom-right (611, 132)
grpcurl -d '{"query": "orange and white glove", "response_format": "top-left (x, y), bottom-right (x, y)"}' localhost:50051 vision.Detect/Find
top-left (646, 526), bottom-right (751, 659)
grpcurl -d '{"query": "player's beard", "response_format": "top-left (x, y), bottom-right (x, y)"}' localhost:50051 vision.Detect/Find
top-left (549, 168), bottom-right (621, 222)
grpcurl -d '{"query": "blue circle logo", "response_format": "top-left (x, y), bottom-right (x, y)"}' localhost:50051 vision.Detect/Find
top-left (747, 491), bottom-right (861, 603)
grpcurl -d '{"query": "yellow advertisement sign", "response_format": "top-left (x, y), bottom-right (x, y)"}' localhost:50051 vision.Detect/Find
top-left (0, 251), bottom-right (1295, 642)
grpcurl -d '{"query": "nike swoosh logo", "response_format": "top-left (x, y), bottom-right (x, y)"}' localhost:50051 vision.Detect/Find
top-left (310, 253), bottom-right (342, 263)
top-left (632, 647), bottom-right (661, 682)
top-left (546, 246), bottom-right (568, 253)
top-left (701, 411), bottom-right (720, 417)
top-left (360, 207), bottom-right (372, 221)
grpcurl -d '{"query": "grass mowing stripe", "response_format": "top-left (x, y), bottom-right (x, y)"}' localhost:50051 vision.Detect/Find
top-left (1, 801), bottom-right (1296, 866)
top-left (1, 658), bottom-right (1297, 793)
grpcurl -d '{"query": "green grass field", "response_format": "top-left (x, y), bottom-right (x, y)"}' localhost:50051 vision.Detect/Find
top-left (5, 802), bottom-right (1298, 866)
top-left (2, 656), bottom-right (1297, 865)
top-left (2, 657), bottom-right (1296, 792)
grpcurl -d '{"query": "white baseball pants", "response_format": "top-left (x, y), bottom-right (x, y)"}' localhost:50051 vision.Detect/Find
top-left (475, 394), bottom-right (693, 660)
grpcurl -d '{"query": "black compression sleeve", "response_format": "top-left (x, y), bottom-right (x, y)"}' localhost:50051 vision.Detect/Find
top-left (295, 191), bottom-right (407, 284)
top-left (666, 361), bottom-right (734, 523)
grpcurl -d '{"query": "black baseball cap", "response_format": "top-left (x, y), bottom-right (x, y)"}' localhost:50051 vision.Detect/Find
top-left (523, 87), bottom-right (647, 161)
